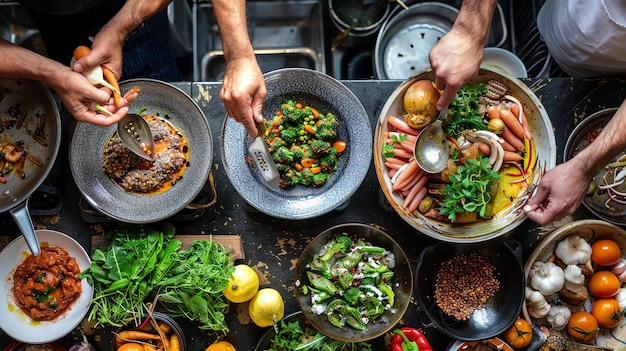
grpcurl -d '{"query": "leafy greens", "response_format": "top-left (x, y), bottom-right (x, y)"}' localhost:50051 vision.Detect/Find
top-left (266, 318), bottom-right (373, 351)
top-left (79, 223), bottom-right (234, 334)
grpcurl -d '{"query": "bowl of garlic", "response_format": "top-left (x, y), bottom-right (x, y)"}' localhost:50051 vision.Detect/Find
top-left (522, 219), bottom-right (626, 347)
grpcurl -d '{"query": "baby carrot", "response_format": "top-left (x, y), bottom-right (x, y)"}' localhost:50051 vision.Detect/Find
top-left (169, 334), bottom-right (181, 351)
top-left (73, 45), bottom-right (91, 60)
top-left (117, 330), bottom-right (162, 342)
top-left (102, 66), bottom-right (122, 108)
top-left (501, 126), bottom-right (524, 152)
top-left (503, 150), bottom-right (524, 162)
top-left (500, 109), bottom-right (525, 141)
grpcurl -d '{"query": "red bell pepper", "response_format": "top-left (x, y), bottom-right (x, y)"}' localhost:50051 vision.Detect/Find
top-left (388, 327), bottom-right (433, 351)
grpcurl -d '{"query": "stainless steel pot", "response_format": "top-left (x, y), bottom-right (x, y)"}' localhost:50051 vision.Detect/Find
top-left (329, 0), bottom-right (391, 47)
top-left (0, 78), bottom-right (61, 255)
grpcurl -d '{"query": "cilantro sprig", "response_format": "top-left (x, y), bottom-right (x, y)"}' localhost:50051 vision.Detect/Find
top-left (443, 83), bottom-right (488, 139)
top-left (439, 155), bottom-right (500, 221)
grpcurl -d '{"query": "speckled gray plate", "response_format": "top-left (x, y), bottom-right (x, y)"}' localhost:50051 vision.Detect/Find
top-left (69, 79), bottom-right (212, 223)
top-left (221, 68), bottom-right (372, 219)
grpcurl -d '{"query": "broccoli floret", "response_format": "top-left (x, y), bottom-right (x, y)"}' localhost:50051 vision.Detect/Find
top-left (272, 146), bottom-right (293, 164)
top-left (300, 144), bottom-right (314, 158)
top-left (316, 118), bottom-right (339, 141)
top-left (269, 137), bottom-right (284, 151)
top-left (319, 148), bottom-right (339, 170)
top-left (310, 140), bottom-right (331, 155)
top-left (290, 144), bottom-right (305, 161)
top-left (280, 128), bottom-right (299, 144)
top-left (320, 233), bottom-right (353, 261)
top-left (344, 287), bottom-right (362, 306)
top-left (312, 172), bottom-right (330, 187)
top-left (296, 168), bottom-right (314, 186)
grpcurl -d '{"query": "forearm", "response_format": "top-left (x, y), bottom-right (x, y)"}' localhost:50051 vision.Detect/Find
top-left (571, 100), bottom-right (626, 177)
top-left (0, 40), bottom-right (70, 86)
top-left (101, 0), bottom-right (172, 45)
top-left (210, 0), bottom-right (255, 61)
top-left (453, 0), bottom-right (498, 47)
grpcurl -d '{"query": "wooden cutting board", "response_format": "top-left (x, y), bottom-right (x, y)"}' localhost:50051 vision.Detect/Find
top-left (91, 234), bottom-right (244, 260)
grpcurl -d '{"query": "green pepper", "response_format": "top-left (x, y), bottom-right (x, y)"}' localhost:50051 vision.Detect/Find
top-left (306, 271), bottom-right (338, 294)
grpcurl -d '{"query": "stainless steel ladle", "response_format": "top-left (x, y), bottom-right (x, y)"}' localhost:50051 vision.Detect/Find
top-left (414, 108), bottom-right (449, 173)
top-left (117, 113), bottom-right (155, 161)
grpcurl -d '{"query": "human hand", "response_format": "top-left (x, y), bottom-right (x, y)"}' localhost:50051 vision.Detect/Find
top-left (71, 27), bottom-right (124, 78)
top-left (428, 30), bottom-right (484, 110)
top-left (523, 160), bottom-right (590, 225)
top-left (220, 57), bottom-right (267, 137)
top-left (52, 70), bottom-right (136, 126)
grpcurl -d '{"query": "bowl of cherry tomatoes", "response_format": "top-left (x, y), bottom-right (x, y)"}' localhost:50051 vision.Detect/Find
top-left (522, 219), bottom-right (626, 347)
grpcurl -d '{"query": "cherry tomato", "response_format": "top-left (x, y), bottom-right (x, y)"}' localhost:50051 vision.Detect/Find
top-left (567, 311), bottom-right (600, 343)
top-left (591, 239), bottom-right (622, 266)
top-left (591, 298), bottom-right (623, 328)
top-left (588, 270), bottom-right (621, 298)
top-left (503, 317), bottom-right (532, 349)
top-left (117, 343), bottom-right (145, 351)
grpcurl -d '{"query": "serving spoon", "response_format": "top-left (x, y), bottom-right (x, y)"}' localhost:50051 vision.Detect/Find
top-left (117, 113), bottom-right (155, 161)
top-left (414, 108), bottom-right (449, 173)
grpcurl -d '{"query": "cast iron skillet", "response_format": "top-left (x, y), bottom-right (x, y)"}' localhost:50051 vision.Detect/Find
top-left (415, 240), bottom-right (524, 341)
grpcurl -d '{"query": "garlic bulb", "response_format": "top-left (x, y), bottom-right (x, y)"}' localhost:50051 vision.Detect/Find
top-left (529, 261), bottom-right (565, 295)
top-left (555, 235), bottom-right (592, 265)
top-left (612, 258), bottom-right (626, 275)
top-left (563, 265), bottom-right (585, 293)
top-left (526, 287), bottom-right (551, 318)
top-left (616, 288), bottom-right (626, 310)
top-left (546, 305), bottom-right (571, 330)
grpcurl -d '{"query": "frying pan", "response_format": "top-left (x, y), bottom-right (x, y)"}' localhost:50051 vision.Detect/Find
top-left (294, 223), bottom-right (413, 342)
top-left (0, 79), bottom-right (61, 256)
top-left (415, 240), bottom-right (524, 341)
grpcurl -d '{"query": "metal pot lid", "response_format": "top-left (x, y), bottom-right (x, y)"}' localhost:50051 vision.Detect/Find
top-left (374, 2), bottom-right (458, 79)
top-left (69, 79), bottom-right (212, 223)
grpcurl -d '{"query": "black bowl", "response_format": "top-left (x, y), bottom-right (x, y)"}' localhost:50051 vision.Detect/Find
top-left (294, 223), bottom-right (413, 342)
top-left (415, 240), bottom-right (525, 341)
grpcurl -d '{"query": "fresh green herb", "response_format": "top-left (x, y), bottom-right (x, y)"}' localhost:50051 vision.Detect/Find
top-left (443, 84), bottom-right (488, 138)
top-left (155, 239), bottom-right (234, 333)
top-left (34, 272), bottom-right (46, 283)
top-left (267, 318), bottom-right (373, 351)
top-left (382, 134), bottom-right (408, 158)
top-left (439, 155), bottom-right (500, 221)
top-left (78, 223), bottom-right (234, 334)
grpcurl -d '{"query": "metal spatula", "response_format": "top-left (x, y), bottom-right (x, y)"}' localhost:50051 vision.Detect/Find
top-left (249, 120), bottom-right (280, 188)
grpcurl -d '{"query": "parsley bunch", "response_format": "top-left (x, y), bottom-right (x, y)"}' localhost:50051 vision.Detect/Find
top-left (439, 155), bottom-right (500, 221)
top-left (443, 83), bottom-right (488, 139)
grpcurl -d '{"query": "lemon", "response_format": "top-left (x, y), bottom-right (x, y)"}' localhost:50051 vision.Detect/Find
top-left (248, 288), bottom-right (285, 327)
top-left (206, 340), bottom-right (236, 351)
top-left (222, 264), bottom-right (260, 303)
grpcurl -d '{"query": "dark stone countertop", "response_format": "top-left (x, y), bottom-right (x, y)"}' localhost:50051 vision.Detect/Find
top-left (1, 76), bottom-right (626, 351)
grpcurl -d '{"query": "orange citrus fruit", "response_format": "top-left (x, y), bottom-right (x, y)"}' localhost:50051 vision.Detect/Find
top-left (206, 340), bottom-right (236, 351)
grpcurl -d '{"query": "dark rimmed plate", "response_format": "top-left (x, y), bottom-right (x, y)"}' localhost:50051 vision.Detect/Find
top-left (294, 223), bottom-right (412, 343)
top-left (221, 68), bottom-right (372, 219)
top-left (69, 79), bottom-right (212, 223)
top-left (564, 108), bottom-right (626, 225)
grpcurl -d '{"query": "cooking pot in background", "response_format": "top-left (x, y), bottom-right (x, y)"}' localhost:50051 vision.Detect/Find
top-left (374, 2), bottom-right (458, 79)
top-left (329, 0), bottom-right (391, 47)
top-left (0, 78), bottom-right (61, 256)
